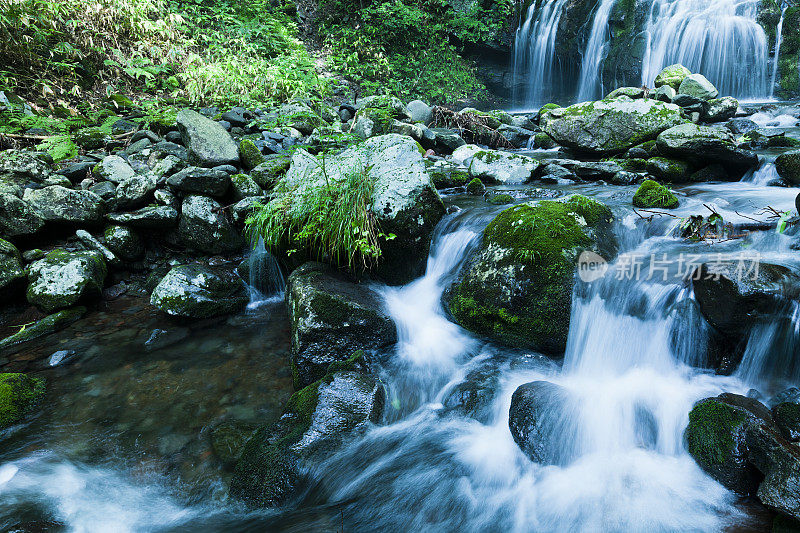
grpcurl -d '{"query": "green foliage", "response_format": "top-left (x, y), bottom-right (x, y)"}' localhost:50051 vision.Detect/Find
top-left (318, 0), bottom-right (511, 103)
top-left (246, 151), bottom-right (395, 271)
top-left (0, 373), bottom-right (46, 429)
top-left (36, 134), bottom-right (78, 162)
top-left (0, 0), bottom-right (326, 108)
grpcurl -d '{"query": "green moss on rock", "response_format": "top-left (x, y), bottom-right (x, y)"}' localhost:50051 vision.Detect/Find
top-left (0, 373), bottom-right (46, 429)
top-left (487, 193), bottom-right (514, 205)
top-left (449, 196), bottom-right (614, 353)
top-left (239, 138), bottom-right (265, 170)
top-left (633, 179), bottom-right (679, 208)
top-left (466, 177), bottom-right (485, 195)
top-left (686, 399), bottom-right (745, 466)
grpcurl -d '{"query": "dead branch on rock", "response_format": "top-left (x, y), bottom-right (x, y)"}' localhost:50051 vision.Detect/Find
top-left (430, 107), bottom-right (514, 149)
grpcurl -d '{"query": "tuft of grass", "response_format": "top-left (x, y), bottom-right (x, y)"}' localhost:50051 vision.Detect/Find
top-left (246, 151), bottom-right (393, 271)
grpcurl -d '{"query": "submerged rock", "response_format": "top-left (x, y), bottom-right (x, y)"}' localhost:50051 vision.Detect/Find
top-left (542, 97), bottom-right (684, 155)
top-left (0, 373), bottom-right (46, 429)
top-left (287, 262), bottom-right (396, 388)
top-left (231, 353), bottom-right (384, 506)
top-left (0, 307), bottom-right (85, 351)
top-left (448, 196), bottom-right (616, 354)
top-left (177, 108), bottom-right (240, 167)
top-left (27, 250), bottom-right (107, 312)
top-left (150, 264), bottom-right (248, 318)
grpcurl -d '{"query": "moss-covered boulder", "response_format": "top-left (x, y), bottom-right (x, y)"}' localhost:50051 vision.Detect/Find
top-left (542, 96), bottom-right (684, 155)
top-left (774, 402), bottom-right (800, 441)
top-left (654, 64), bottom-right (692, 90)
top-left (0, 238), bottom-right (26, 297)
top-left (150, 264), bottom-right (248, 319)
top-left (0, 373), bottom-right (45, 429)
top-left (632, 179), bottom-right (679, 209)
top-left (73, 127), bottom-right (107, 150)
top-left (488, 193), bottom-right (514, 205)
top-left (775, 150), bottom-right (800, 186)
top-left (287, 262), bottom-right (396, 388)
top-left (0, 307), bottom-right (85, 351)
top-left (425, 160), bottom-right (469, 189)
top-left (239, 138), bottom-right (265, 170)
top-left (679, 73), bottom-right (719, 101)
top-left (685, 394), bottom-right (767, 495)
top-left (230, 173), bottom-right (263, 200)
top-left (645, 157), bottom-right (692, 183)
top-left (27, 250), bottom-right (107, 312)
top-left (230, 353), bottom-right (384, 507)
top-left (447, 195), bottom-right (616, 354)
top-left (465, 177), bottom-right (485, 195)
top-left (656, 123), bottom-right (758, 178)
top-left (250, 155), bottom-right (291, 190)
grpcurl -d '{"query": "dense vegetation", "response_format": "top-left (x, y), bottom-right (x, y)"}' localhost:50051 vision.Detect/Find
top-left (0, 0), bottom-right (513, 111)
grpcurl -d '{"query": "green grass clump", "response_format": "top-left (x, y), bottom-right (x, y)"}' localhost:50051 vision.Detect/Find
top-left (246, 151), bottom-right (392, 271)
top-left (633, 179), bottom-right (679, 209)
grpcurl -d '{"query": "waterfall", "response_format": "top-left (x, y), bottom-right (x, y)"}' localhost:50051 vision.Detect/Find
top-left (770, 4), bottom-right (788, 99)
top-left (576, 0), bottom-right (618, 102)
top-left (640, 0), bottom-right (769, 98)
top-left (512, 0), bottom-right (570, 108)
top-left (245, 238), bottom-right (285, 308)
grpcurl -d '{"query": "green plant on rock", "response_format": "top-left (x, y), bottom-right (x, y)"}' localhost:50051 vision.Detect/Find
top-left (0, 373), bottom-right (45, 429)
top-left (246, 152), bottom-right (394, 271)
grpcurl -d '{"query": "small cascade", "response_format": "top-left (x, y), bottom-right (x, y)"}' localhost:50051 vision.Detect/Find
top-left (640, 0), bottom-right (769, 98)
top-left (745, 161), bottom-right (780, 185)
top-left (512, 0), bottom-right (570, 108)
top-left (576, 0), bottom-right (618, 102)
top-left (245, 238), bottom-right (286, 308)
top-left (770, 5), bottom-right (788, 99)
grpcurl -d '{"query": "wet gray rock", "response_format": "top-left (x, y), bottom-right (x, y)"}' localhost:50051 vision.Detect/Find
top-left (0, 192), bottom-right (45, 237)
top-left (703, 97), bottom-right (739, 123)
top-left (23, 186), bottom-right (105, 225)
top-left (103, 225), bottom-right (144, 262)
top-left (150, 264), bottom-right (247, 318)
top-left (57, 161), bottom-right (94, 183)
top-left (691, 261), bottom-right (796, 346)
top-left (250, 155), bottom-right (291, 190)
top-left (177, 108), bottom-right (240, 167)
top-left (151, 155), bottom-right (184, 179)
top-left (166, 166), bottom-right (230, 197)
top-left (773, 402), bottom-right (800, 441)
top-left (287, 262), bottom-right (397, 388)
top-left (679, 73), bottom-right (719, 100)
top-left (726, 118), bottom-right (759, 135)
top-left (107, 205), bottom-right (178, 229)
top-left (231, 356), bottom-right (384, 507)
top-left (430, 128), bottom-right (466, 153)
top-left (27, 250), bottom-right (107, 312)
top-left (95, 155), bottom-right (135, 183)
top-left (230, 173), bottom-right (263, 200)
top-left (509, 380), bottom-right (575, 465)
top-left (75, 230), bottom-right (118, 266)
top-left (89, 181), bottom-right (116, 203)
top-left (467, 149), bottom-right (540, 184)
top-left (176, 195), bottom-right (242, 254)
top-left (0, 149), bottom-right (52, 183)
top-left (656, 123), bottom-right (758, 177)
top-left (407, 99), bottom-right (433, 124)
top-left (115, 173), bottom-right (157, 209)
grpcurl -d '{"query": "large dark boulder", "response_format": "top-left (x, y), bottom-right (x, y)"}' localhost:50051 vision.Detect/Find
top-left (230, 354), bottom-right (384, 506)
top-left (448, 195), bottom-right (615, 354)
top-left (23, 186), bottom-right (105, 225)
top-left (287, 262), bottom-right (396, 388)
top-left (508, 380), bottom-right (575, 465)
top-left (175, 195), bottom-right (243, 254)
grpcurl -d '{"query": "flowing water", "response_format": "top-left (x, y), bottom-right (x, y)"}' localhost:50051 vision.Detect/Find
top-left (514, 0), bottom-right (776, 108)
top-left (770, 5), bottom-right (788, 99)
top-left (576, 0), bottom-right (618, 102)
top-left (640, 0), bottom-right (770, 98)
top-left (3, 106), bottom-right (800, 531)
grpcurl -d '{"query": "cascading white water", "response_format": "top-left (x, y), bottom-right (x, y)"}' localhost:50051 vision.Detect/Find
top-left (576, 0), bottom-right (618, 102)
top-left (770, 4), bottom-right (788, 99)
top-left (512, 0), bottom-right (570, 108)
top-left (640, 0), bottom-right (769, 98)
top-left (245, 238), bottom-right (286, 308)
